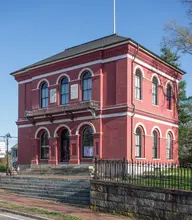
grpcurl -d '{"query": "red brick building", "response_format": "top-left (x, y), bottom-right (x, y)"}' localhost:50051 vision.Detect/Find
top-left (11, 34), bottom-right (184, 168)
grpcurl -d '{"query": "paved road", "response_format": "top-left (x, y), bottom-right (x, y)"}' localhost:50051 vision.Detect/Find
top-left (0, 212), bottom-right (37, 220)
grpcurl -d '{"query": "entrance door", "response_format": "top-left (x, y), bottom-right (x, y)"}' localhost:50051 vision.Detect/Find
top-left (60, 129), bottom-right (70, 162)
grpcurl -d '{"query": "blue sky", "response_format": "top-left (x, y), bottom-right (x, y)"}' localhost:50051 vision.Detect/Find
top-left (0, 0), bottom-right (191, 148)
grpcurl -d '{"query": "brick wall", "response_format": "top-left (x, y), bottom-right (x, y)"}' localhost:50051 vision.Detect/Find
top-left (90, 180), bottom-right (192, 219)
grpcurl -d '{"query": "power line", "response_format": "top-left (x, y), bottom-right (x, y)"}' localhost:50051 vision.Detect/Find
top-left (0, 133), bottom-right (18, 175)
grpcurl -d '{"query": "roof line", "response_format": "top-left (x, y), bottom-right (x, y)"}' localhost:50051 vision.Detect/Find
top-left (11, 37), bottom-right (185, 76)
top-left (65, 33), bottom-right (119, 51)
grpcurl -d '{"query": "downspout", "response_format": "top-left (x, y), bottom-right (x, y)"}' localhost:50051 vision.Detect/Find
top-left (130, 44), bottom-right (139, 162)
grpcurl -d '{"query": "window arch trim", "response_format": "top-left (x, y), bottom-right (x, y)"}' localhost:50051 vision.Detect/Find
top-left (134, 122), bottom-right (147, 135)
top-left (151, 126), bottom-right (162, 138)
top-left (76, 122), bottom-right (96, 135)
top-left (34, 127), bottom-right (51, 139)
top-left (37, 79), bottom-right (50, 89)
top-left (56, 74), bottom-right (70, 84)
top-left (151, 74), bottom-right (161, 85)
top-left (165, 129), bottom-right (175, 140)
top-left (78, 68), bottom-right (94, 80)
top-left (134, 65), bottom-right (145, 77)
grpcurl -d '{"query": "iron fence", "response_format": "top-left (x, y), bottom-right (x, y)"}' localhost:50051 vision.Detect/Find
top-left (94, 158), bottom-right (192, 191)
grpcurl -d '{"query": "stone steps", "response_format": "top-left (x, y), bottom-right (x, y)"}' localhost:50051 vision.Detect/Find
top-left (0, 183), bottom-right (90, 191)
top-left (0, 176), bottom-right (90, 205)
top-left (18, 165), bottom-right (91, 176)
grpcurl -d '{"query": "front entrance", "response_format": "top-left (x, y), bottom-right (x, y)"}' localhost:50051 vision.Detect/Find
top-left (60, 129), bottom-right (70, 162)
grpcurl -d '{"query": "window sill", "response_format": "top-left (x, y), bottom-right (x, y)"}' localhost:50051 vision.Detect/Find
top-left (167, 109), bottom-right (173, 112)
top-left (167, 159), bottom-right (174, 161)
top-left (135, 99), bottom-right (143, 102)
top-left (152, 158), bottom-right (160, 160)
top-left (135, 158), bottom-right (146, 160)
top-left (152, 104), bottom-right (159, 107)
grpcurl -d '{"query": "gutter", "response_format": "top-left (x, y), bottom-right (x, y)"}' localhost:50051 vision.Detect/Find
top-left (130, 44), bottom-right (139, 162)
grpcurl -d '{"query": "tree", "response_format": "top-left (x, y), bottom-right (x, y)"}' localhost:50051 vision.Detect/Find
top-left (160, 46), bottom-right (192, 162)
top-left (160, 45), bottom-right (180, 67)
top-left (164, 0), bottom-right (192, 55)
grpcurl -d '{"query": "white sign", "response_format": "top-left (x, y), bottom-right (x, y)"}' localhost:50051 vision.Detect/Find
top-left (71, 84), bottom-right (78, 100)
top-left (0, 142), bottom-right (5, 158)
top-left (50, 89), bottom-right (57, 103)
top-left (84, 146), bottom-right (94, 157)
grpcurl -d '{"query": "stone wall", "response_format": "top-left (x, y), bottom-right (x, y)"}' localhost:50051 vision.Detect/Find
top-left (90, 180), bottom-right (192, 219)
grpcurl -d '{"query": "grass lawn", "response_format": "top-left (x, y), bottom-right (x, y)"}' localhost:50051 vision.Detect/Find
top-left (0, 201), bottom-right (83, 220)
top-left (124, 168), bottom-right (192, 191)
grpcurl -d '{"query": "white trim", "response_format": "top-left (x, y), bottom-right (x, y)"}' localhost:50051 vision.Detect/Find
top-left (13, 39), bottom-right (184, 77)
top-left (17, 53), bottom-right (180, 85)
top-left (54, 124), bottom-right (71, 137)
top-left (134, 65), bottom-right (145, 77)
top-left (151, 126), bottom-right (162, 138)
top-left (127, 54), bottom-right (179, 83)
top-left (18, 111), bottom-right (179, 129)
top-left (165, 80), bottom-right (173, 88)
top-left (75, 122), bottom-right (96, 135)
top-left (18, 54), bottom-right (127, 85)
top-left (37, 79), bottom-right (50, 89)
top-left (56, 74), bottom-right (70, 84)
top-left (34, 126), bottom-right (51, 139)
top-left (134, 122), bottom-right (147, 135)
top-left (130, 112), bottom-right (178, 128)
top-left (151, 73), bottom-right (161, 85)
top-left (78, 68), bottom-right (94, 80)
top-left (101, 112), bottom-right (127, 118)
top-left (102, 105), bottom-right (127, 111)
top-left (166, 129), bottom-right (176, 140)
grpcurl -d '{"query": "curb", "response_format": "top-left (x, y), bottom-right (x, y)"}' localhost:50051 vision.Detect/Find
top-left (0, 208), bottom-right (51, 220)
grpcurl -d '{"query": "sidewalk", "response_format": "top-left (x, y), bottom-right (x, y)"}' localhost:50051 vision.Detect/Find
top-left (0, 189), bottom-right (131, 220)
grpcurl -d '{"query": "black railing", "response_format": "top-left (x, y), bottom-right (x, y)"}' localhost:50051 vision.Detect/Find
top-left (94, 158), bottom-right (192, 191)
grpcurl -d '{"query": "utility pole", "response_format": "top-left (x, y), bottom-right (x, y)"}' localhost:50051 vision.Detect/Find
top-left (0, 133), bottom-right (17, 175)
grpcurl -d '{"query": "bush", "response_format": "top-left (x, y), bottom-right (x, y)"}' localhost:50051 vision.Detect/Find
top-left (0, 165), bottom-right (6, 172)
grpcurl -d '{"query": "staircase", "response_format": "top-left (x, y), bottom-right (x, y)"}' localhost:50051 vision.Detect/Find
top-left (18, 164), bottom-right (92, 177)
top-left (0, 176), bottom-right (90, 206)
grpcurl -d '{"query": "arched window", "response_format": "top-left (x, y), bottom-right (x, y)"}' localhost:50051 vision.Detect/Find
top-left (135, 127), bottom-right (142, 158)
top-left (82, 126), bottom-right (94, 158)
top-left (167, 132), bottom-right (173, 159)
top-left (152, 77), bottom-right (158, 105)
top-left (40, 131), bottom-right (49, 159)
top-left (82, 72), bottom-right (92, 101)
top-left (152, 130), bottom-right (159, 159)
top-left (135, 69), bottom-right (142, 100)
top-left (40, 82), bottom-right (48, 108)
top-left (60, 77), bottom-right (69, 105)
top-left (167, 84), bottom-right (172, 110)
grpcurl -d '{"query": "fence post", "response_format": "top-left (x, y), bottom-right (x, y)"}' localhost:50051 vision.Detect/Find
top-left (94, 157), bottom-right (98, 179)
top-left (122, 157), bottom-right (126, 181)
top-left (190, 165), bottom-right (192, 191)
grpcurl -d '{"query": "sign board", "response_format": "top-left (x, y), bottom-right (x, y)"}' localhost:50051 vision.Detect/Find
top-left (71, 84), bottom-right (78, 100)
top-left (84, 146), bottom-right (94, 157)
top-left (0, 142), bottom-right (5, 158)
top-left (50, 89), bottom-right (57, 103)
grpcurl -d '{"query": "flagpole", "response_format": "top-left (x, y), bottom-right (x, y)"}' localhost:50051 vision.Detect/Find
top-left (113, 0), bottom-right (116, 34)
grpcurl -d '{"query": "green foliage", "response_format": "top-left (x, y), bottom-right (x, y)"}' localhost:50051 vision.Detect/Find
top-left (160, 46), bottom-right (192, 162)
top-left (160, 45), bottom-right (180, 67)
